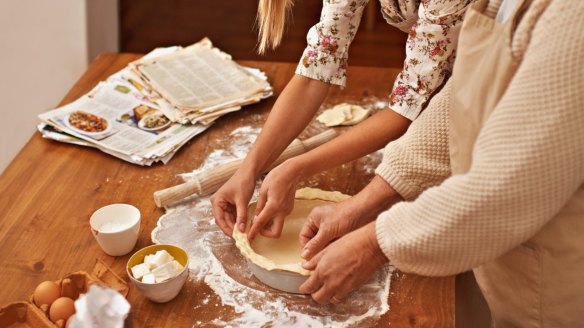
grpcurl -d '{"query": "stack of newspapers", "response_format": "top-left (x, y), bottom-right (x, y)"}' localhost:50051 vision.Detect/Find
top-left (38, 39), bottom-right (273, 166)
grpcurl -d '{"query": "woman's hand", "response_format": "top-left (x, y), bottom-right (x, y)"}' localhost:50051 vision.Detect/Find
top-left (247, 159), bottom-right (303, 241)
top-left (298, 200), bottom-right (368, 260)
top-left (211, 76), bottom-right (329, 237)
top-left (300, 175), bottom-right (403, 259)
top-left (210, 169), bottom-right (256, 237)
top-left (299, 222), bottom-right (388, 304)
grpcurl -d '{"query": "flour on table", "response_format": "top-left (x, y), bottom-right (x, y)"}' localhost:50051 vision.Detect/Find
top-left (152, 122), bottom-right (393, 327)
top-left (179, 126), bottom-right (261, 181)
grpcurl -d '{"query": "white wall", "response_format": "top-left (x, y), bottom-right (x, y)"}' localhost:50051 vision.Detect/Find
top-left (0, 0), bottom-right (119, 174)
top-left (0, 1), bottom-right (88, 174)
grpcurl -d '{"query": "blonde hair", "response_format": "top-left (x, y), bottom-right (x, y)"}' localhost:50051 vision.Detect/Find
top-left (257, 0), bottom-right (294, 54)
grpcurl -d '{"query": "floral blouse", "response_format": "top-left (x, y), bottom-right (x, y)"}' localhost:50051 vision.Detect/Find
top-left (296, 0), bottom-right (473, 120)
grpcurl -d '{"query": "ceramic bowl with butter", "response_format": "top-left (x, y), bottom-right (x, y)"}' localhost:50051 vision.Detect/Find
top-left (127, 244), bottom-right (189, 303)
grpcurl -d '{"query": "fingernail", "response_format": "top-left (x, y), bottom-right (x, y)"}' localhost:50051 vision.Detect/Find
top-left (302, 261), bottom-right (310, 269)
top-left (301, 249), bottom-right (309, 259)
top-left (238, 223), bottom-right (245, 231)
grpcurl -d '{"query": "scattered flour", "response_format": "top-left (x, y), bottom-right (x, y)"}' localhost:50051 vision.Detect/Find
top-left (179, 126), bottom-right (261, 181)
top-left (373, 100), bottom-right (389, 110)
top-left (153, 121), bottom-right (393, 327)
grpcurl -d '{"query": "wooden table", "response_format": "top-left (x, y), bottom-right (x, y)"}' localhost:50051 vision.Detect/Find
top-left (0, 54), bottom-right (454, 327)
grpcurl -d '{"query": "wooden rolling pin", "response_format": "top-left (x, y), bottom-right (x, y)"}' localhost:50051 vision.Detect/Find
top-left (153, 129), bottom-right (338, 208)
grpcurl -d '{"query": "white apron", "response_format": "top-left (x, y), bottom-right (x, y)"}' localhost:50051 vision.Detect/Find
top-left (449, 0), bottom-right (584, 326)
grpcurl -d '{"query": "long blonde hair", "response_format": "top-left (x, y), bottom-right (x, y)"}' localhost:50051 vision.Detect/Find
top-left (257, 0), bottom-right (294, 54)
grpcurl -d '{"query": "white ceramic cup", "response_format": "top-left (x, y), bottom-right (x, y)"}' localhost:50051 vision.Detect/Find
top-left (90, 204), bottom-right (141, 256)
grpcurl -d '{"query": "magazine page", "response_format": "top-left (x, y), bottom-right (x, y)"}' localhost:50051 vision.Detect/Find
top-left (39, 82), bottom-right (207, 160)
top-left (87, 82), bottom-right (209, 159)
top-left (137, 45), bottom-right (267, 111)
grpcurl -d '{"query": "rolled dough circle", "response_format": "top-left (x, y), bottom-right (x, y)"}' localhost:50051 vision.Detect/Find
top-left (233, 187), bottom-right (350, 276)
top-left (316, 103), bottom-right (371, 127)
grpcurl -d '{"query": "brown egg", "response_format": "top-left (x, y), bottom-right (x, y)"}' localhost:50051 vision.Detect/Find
top-left (49, 297), bottom-right (76, 323)
top-left (33, 281), bottom-right (61, 306)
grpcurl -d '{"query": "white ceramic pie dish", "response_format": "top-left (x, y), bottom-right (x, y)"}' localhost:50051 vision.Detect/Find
top-left (233, 188), bottom-right (351, 294)
top-left (248, 261), bottom-right (309, 294)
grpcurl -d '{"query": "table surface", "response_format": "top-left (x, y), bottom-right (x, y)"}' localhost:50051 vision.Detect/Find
top-left (0, 54), bottom-right (454, 327)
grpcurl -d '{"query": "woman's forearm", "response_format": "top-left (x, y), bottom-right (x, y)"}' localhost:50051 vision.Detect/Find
top-left (349, 175), bottom-right (403, 222)
top-left (241, 75), bottom-right (330, 177)
top-left (292, 109), bottom-right (411, 179)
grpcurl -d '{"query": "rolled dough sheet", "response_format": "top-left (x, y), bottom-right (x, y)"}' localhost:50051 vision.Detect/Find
top-left (233, 187), bottom-right (350, 275)
top-left (316, 103), bottom-right (371, 127)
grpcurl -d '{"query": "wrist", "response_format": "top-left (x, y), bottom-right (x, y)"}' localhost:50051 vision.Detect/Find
top-left (364, 222), bottom-right (388, 265)
top-left (237, 160), bottom-right (263, 180)
top-left (354, 176), bottom-right (401, 221)
top-left (285, 155), bottom-right (310, 180)
top-left (340, 197), bottom-right (373, 228)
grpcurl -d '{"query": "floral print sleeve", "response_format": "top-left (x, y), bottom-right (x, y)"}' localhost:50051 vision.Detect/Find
top-left (296, 0), bottom-right (370, 86)
top-left (389, 0), bottom-right (472, 120)
top-left (296, 0), bottom-right (473, 121)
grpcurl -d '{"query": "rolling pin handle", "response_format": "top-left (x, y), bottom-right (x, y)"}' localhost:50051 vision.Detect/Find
top-left (301, 129), bottom-right (338, 150)
top-left (153, 179), bottom-right (200, 208)
top-left (153, 129), bottom-right (338, 208)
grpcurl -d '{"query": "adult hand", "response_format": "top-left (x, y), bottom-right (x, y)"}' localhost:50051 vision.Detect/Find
top-left (299, 222), bottom-right (388, 304)
top-left (247, 159), bottom-right (302, 241)
top-left (210, 169), bottom-right (256, 237)
top-left (299, 200), bottom-right (367, 260)
top-left (300, 175), bottom-right (402, 260)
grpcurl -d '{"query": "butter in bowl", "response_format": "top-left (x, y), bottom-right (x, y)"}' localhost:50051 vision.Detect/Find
top-left (127, 244), bottom-right (189, 303)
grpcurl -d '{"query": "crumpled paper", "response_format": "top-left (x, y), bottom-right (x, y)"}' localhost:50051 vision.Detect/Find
top-left (70, 285), bottom-right (130, 328)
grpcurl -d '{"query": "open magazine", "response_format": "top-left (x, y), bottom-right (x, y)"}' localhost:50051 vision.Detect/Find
top-left (38, 39), bottom-right (273, 165)
top-left (39, 81), bottom-right (208, 165)
top-left (128, 39), bottom-right (272, 124)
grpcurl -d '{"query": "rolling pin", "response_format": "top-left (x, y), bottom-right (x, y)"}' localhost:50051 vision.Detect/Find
top-left (153, 129), bottom-right (338, 208)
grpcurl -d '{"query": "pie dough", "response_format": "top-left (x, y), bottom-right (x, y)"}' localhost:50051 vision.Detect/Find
top-left (316, 103), bottom-right (371, 127)
top-left (233, 187), bottom-right (350, 276)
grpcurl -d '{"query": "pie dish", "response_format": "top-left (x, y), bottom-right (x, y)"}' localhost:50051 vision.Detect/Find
top-left (233, 187), bottom-right (350, 293)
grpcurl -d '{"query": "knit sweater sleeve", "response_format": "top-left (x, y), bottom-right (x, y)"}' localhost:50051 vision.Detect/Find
top-left (375, 78), bottom-right (452, 201)
top-left (375, 0), bottom-right (584, 276)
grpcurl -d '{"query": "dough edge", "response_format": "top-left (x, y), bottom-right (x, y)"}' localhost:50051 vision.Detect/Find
top-left (232, 187), bottom-right (351, 276)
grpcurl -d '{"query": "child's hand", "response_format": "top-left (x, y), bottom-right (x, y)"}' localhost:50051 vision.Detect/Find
top-left (247, 159), bottom-right (302, 241)
top-left (210, 169), bottom-right (256, 237)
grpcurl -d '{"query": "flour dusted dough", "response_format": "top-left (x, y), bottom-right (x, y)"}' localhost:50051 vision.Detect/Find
top-left (233, 187), bottom-right (350, 275)
top-left (316, 103), bottom-right (371, 127)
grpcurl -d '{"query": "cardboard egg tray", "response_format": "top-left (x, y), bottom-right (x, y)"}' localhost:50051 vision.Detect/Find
top-left (0, 259), bottom-right (128, 327)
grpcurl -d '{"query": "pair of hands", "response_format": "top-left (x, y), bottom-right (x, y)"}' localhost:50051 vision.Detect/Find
top-left (211, 159), bottom-right (364, 256)
top-left (210, 159), bottom-right (301, 241)
top-left (211, 162), bottom-right (389, 304)
top-left (299, 222), bottom-right (388, 304)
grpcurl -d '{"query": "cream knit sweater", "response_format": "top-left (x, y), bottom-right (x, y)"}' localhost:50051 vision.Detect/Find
top-left (374, 0), bottom-right (584, 276)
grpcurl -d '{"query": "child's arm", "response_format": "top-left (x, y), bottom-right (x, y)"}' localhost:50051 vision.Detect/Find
top-left (247, 108), bottom-right (411, 240)
top-left (211, 74), bottom-right (329, 237)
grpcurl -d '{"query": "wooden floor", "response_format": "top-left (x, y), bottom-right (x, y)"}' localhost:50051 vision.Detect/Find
top-left (120, 0), bottom-right (407, 68)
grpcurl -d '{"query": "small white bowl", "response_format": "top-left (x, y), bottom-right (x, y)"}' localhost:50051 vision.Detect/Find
top-left (90, 204), bottom-right (140, 256)
top-left (127, 244), bottom-right (189, 303)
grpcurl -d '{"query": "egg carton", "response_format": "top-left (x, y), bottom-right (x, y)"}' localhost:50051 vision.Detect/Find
top-left (0, 259), bottom-right (128, 328)
top-left (0, 302), bottom-right (55, 328)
